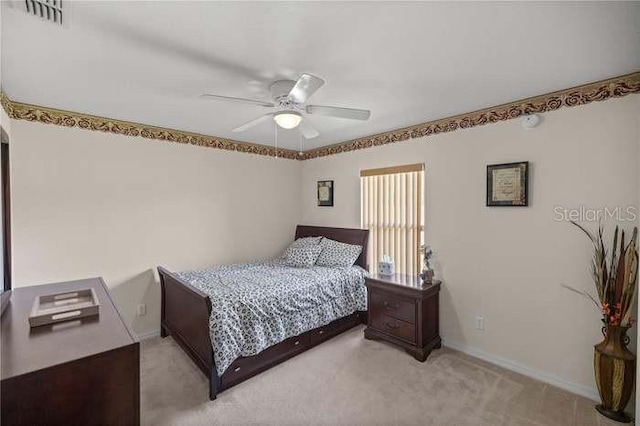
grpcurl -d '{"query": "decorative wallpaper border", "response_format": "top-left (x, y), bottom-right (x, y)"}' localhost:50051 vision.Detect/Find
top-left (0, 94), bottom-right (301, 160)
top-left (302, 71), bottom-right (640, 160)
top-left (1, 71), bottom-right (639, 161)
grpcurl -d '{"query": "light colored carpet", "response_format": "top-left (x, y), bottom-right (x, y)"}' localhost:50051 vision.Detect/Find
top-left (141, 325), bottom-right (624, 426)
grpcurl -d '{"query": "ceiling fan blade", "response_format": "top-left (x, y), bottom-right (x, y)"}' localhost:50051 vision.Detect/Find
top-left (288, 74), bottom-right (325, 104)
top-left (299, 119), bottom-right (320, 139)
top-left (306, 105), bottom-right (371, 121)
top-left (201, 94), bottom-right (275, 108)
top-left (232, 113), bottom-right (274, 132)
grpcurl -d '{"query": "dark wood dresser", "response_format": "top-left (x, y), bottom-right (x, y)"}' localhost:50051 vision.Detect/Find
top-left (364, 273), bottom-right (441, 361)
top-left (1, 278), bottom-right (140, 426)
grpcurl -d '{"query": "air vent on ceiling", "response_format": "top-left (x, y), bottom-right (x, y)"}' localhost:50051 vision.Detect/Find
top-left (21, 0), bottom-right (64, 25)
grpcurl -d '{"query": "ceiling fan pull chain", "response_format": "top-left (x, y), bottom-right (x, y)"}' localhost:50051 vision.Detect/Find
top-left (299, 131), bottom-right (303, 156)
top-left (274, 121), bottom-right (278, 159)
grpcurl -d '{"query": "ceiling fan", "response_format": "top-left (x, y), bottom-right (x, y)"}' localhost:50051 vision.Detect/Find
top-left (201, 74), bottom-right (371, 139)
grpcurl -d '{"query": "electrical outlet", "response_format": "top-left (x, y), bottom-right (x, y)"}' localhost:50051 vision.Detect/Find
top-left (137, 304), bottom-right (146, 316)
top-left (475, 316), bottom-right (484, 331)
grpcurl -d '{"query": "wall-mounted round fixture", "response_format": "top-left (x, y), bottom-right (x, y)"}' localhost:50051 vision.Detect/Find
top-left (273, 111), bottom-right (302, 129)
top-left (521, 114), bottom-right (541, 129)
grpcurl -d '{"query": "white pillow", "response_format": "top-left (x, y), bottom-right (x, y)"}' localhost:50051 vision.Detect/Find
top-left (283, 245), bottom-right (322, 268)
top-left (315, 238), bottom-right (362, 267)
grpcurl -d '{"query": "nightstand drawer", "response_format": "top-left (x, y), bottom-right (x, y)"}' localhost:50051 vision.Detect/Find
top-left (370, 291), bottom-right (416, 323)
top-left (371, 312), bottom-right (416, 344)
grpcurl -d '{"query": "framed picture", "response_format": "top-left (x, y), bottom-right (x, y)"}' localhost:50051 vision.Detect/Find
top-left (317, 180), bottom-right (334, 207)
top-left (486, 162), bottom-right (529, 207)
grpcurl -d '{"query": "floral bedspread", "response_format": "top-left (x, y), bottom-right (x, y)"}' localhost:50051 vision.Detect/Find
top-left (176, 259), bottom-right (368, 376)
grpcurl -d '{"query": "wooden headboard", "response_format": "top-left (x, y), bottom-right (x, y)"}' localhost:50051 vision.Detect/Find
top-left (295, 225), bottom-right (370, 270)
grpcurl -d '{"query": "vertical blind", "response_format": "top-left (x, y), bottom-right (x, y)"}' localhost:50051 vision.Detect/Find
top-left (360, 164), bottom-right (424, 275)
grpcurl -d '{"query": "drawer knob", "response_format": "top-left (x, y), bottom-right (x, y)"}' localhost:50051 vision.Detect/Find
top-left (384, 322), bottom-right (400, 330)
top-left (234, 366), bottom-right (241, 372)
top-left (319, 330), bottom-right (324, 335)
top-left (294, 340), bottom-right (300, 346)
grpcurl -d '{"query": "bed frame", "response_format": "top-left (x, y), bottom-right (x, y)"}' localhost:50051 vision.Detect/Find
top-left (158, 225), bottom-right (369, 400)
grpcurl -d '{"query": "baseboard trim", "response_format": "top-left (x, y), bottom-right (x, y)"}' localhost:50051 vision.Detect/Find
top-left (443, 340), bottom-right (599, 402)
top-left (136, 330), bottom-right (160, 341)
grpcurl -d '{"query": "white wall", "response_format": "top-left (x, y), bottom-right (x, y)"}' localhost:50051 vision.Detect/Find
top-left (301, 95), bottom-right (640, 398)
top-left (9, 120), bottom-right (302, 336)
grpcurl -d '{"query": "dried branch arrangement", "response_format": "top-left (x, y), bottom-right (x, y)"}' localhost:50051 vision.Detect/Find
top-left (564, 222), bottom-right (638, 327)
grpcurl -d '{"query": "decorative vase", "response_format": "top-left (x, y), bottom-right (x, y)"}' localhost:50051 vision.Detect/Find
top-left (594, 325), bottom-right (636, 423)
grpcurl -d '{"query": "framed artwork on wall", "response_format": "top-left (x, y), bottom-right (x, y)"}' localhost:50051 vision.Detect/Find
top-left (317, 180), bottom-right (334, 207)
top-left (486, 162), bottom-right (529, 207)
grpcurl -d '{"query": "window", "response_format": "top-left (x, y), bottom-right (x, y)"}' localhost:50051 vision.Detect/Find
top-left (360, 163), bottom-right (424, 275)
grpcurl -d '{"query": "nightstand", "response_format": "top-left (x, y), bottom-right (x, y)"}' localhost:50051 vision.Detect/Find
top-left (364, 274), bottom-right (441, 361)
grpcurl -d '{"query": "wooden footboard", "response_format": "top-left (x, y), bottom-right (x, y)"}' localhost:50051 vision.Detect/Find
top-left (159, 263), bottom-right (367, 401)
top-left (157, 223), bottom-right (370, 401)
top-left (157, 267), bottom-right (220, 399)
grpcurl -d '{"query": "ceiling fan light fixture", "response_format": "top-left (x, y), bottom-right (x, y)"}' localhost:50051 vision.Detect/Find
top-left (273, 111), bottom-right (302, 129)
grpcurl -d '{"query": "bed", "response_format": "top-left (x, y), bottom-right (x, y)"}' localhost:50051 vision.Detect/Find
top-left (157, 225), bottom-right (369, 400)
